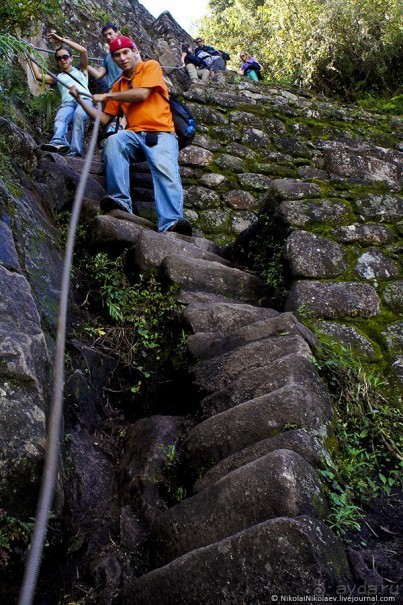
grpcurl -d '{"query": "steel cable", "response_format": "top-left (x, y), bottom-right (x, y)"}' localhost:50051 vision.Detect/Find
top-left (18, 101), bottom-right (103, 605)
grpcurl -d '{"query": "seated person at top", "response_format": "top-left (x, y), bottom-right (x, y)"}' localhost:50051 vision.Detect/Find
top-left (181, 43), bottom-right (210, 85)
top-left (194, 37), bottom-right (230, 74)
top-left (240, 51), bottom-right (262, 81)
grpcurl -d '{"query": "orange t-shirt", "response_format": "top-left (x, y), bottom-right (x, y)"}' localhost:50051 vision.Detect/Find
top-left (104, 60), bottom-right (175, 132)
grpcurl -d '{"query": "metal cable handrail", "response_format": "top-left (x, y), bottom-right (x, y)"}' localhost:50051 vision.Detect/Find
top-left (17, 100), bottom-right (103, 605)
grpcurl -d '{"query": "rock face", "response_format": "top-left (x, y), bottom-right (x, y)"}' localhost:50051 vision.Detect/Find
top-left (1, 3), bottom-right (402, 602)
top-left (0, 266), bottom-right (48, 513)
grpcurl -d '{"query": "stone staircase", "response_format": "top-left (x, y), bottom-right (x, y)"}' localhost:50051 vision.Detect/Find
top-left (77, 191), bottom-right (352, 602)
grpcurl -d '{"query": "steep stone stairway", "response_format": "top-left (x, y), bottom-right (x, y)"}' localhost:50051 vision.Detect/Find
top-left (75, 185), bottom-right (352, 603)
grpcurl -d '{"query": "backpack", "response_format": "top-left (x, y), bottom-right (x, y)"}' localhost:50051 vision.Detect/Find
top-left (252, 62), bottom-right (264, 81)
top-left (165, 96), bottom-right (196, 150)
top-left (194, 49), bottom-right (214, 69)
top-left (246, 61), bottom-right (264, 81)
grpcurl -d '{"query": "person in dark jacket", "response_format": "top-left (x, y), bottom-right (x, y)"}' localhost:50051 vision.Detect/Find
top-left (194, 37), bottom-right (230, 75)
top-left (181, 43), bottom-right (210, 85)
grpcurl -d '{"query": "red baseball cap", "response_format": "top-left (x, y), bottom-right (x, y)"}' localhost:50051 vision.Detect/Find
top-left (110, 36), bottom-right (136, 54)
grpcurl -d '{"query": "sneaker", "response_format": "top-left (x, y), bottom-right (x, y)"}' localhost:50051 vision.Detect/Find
top-left (166, 218), bottom-right (192, 236)
top-left (100, 195), bottom-right (130, 213)
top-left (40, 143), bottom-right (70, 153)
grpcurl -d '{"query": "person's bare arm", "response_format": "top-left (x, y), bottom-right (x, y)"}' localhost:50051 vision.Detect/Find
top-left (46, 32), bottom-right (89, 73)
top-left (28, 57), bottom-right (54, 85)
top-left (88, 64), bottom-right (107, 81)
top-left (95, 86), bottom-right (152, 104)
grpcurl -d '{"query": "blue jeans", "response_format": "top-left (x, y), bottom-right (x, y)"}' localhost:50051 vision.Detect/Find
top-left (103, 130), bottom-right (183, 232)
top-left (50, 100), bottom-right (91, 154)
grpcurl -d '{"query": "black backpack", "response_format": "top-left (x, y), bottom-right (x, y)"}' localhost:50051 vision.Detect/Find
top-left (165, 95), bottom-right (196, 150)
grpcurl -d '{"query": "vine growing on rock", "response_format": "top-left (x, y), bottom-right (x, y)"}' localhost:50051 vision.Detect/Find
top-left (74, 250), bottom-right (185, 408)
top-left (1, 0), bottom-right (62, 35)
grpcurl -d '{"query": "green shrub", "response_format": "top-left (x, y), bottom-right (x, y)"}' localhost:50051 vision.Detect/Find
top-left (0, 509), bottom-right (33, 569)
top-left (313, 343), bottom-right (403, 534)
top-left (80, 252), bottom-right (180, 382)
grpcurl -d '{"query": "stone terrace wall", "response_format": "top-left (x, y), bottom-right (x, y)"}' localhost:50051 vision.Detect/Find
top-left (162, 74), bottom-right (402, 394)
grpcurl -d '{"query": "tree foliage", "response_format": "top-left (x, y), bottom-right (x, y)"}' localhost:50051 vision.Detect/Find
top-left (197, 0), bottom-right (403, 98)
top-left (1, 0), bottom-right (61, 35)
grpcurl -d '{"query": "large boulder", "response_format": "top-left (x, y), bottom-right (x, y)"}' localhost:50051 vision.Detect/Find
top-left (0, 266), bottom-right (49, 514)
top-left (317, 139), bottom-right (402, 190)
top-left (286, 281), bottom-right (381, 319)
top-left (285, 231), bottom-right (348, 278)
top-left (277, 198), bottom-right (351, 227)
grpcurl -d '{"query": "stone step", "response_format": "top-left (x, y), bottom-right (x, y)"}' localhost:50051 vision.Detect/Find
top-left (193, 429), bottom-right (327, 493)
top-left (187, 311), bottom-right (316, 360)
top-left (130, 228), bottom-right (233, 272)
top-left (149, 449), bottom-right (329, 568)
top-left (183, 301), bottom-right (279, 334)
top-left (198, 353), bottom-right (329, 418)
top-left (90, 173), bottom-right (106, 189)
top-left (123, 516), bottom-right (351, 604)
top-left (131, 186), bottom-right (155, 202)
top-left (177, 290), bottom-right (243, 307)
top-left (89, 215), bottom-right (146, 247)
top-left (64, 154), bottom-right (105, 175)
top-left (191, 334), bottom-right (312, 392)
top-left (184, 384), bottom-right (332, 473)
top-left (161, 254), bottom-right (269, 305)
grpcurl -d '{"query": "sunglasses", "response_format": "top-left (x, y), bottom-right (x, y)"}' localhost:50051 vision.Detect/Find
top-left (240, 55), bottom-right (246, 58)
top-left (56, 54), bottom-right (70, 61)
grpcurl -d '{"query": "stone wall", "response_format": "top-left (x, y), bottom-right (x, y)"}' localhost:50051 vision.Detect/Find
top-left (169, 74), bottom-right (402, 395)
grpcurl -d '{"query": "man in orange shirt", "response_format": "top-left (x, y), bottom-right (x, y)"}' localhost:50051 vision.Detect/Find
top-left (70, 36), bottom-right (191, 235)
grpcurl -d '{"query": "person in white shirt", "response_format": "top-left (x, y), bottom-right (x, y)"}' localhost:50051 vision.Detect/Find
top-left (29, 31), bottom-right (93, 156)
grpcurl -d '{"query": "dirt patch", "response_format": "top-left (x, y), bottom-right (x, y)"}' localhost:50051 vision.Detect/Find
top-left (345, 489), bottom-right (403, 603)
